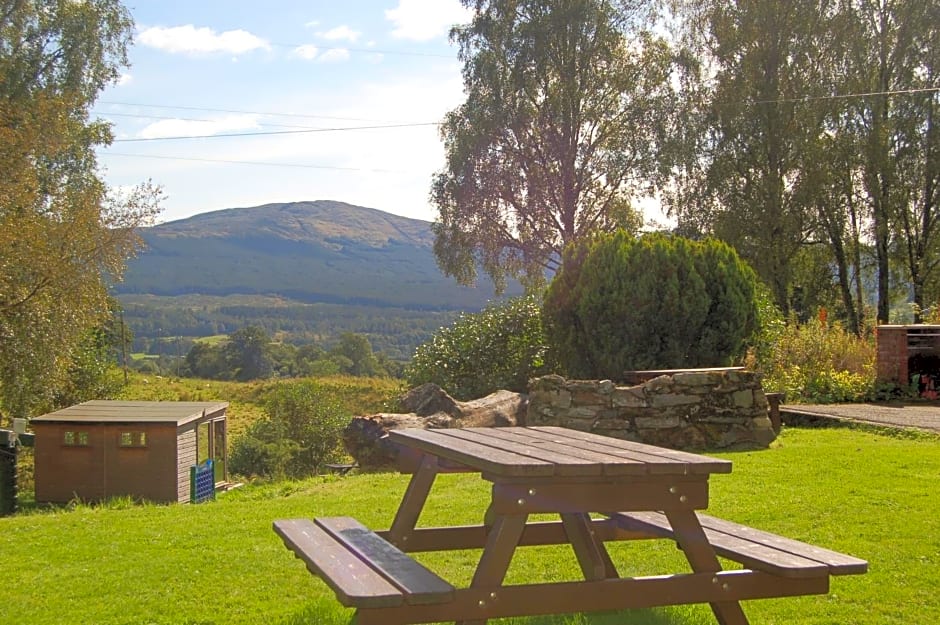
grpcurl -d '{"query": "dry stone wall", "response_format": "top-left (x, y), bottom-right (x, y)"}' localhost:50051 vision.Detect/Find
top-left (527, 371), bottom-right (776, 449)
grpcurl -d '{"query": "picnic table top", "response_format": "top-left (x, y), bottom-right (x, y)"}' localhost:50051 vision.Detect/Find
top-left (388, 426), bottom-right (732, 479)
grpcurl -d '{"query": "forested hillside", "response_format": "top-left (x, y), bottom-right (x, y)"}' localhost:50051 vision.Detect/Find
top-left (115, 201), bottom-right (518, 360)
top-left (117, 200), bottom-right (513, 309)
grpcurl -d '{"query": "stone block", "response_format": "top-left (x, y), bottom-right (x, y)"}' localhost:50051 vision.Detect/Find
top-left (530, 388), bottom-right (572, 410)
top-left (639, 425), bottom-right (708, 450)
top-left (611, 388), bottom-right (647, 408)
top-left (643, 375), bottom-right (674, 392)
top-left (529, 375), bottom-right (566, 392)
top-left (650, 393), bottom-right (702, 408)
top-left (567, 380), bottom-right (604, 393)
top-left (732, 390), bottom-right (755, 408)
top-left (673, 372), bottom-right (721, 387)
top-left (635, 415), bottom-right (686, 429)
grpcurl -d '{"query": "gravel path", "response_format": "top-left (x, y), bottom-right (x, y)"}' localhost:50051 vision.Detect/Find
top-left (781, 403), bottom-right (940, 434)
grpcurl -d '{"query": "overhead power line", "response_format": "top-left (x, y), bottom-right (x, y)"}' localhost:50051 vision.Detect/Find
top-left (93, 110), bottom-right (324, 131)
top-left (103, 151), bottom-right (409, 174)
top-left (98, 100), bottom-right (414, 124)
top-left (267, 41), bottom-right (456, 60)
top-left (747, 86), bottom-right (940, 105)
top-left (112, 121), bottom-right (441, 143)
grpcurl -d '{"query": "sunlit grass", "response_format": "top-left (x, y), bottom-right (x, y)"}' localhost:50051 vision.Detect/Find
top-left (2, 426), bottom-right (937, 624)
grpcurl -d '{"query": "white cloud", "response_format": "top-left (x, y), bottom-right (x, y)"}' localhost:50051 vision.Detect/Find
top-left (138, 25), bottom-right (269, 55)
top-left (138, 114), bottom-right (261, 140)
top-left (318, 48), bottom-right (350, 63)
top-left (292, 44), bottom-right (319, 60)
top-left (385, 0), bottom-right (472, 41)
top-left (116, 73), bottom-right (133, 86)
top-left (319, 25), bottom-right (361, 42)
top-left (304, 20), bottom-right (320, 29)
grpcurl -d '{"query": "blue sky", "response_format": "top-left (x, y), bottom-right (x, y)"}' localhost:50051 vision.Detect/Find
top-left (97, 1), bottom-right (473, 224)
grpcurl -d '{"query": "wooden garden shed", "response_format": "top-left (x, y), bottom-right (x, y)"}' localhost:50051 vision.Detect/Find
top-left (32, 400), bottom-right (228, 504)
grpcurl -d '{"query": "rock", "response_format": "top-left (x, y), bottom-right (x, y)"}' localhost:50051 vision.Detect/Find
top-left (458, 390), bottom-right (527, 427)
top-left (344, 384), bottom-right (526, 467)
top-left (343, 412), bottom-right (456, 469)
top-left (398, 383), bottom-right (461, 417)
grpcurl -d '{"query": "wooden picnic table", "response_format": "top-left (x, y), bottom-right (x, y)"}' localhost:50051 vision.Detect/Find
top-left (274, 426), bottom-right (867, 625)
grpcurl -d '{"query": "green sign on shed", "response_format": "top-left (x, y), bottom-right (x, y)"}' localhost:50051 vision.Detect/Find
top-left (31, 400), bottom-right (228, 504)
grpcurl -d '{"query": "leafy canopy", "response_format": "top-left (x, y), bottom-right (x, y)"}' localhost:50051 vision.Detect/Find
top-left (0, 0), bottom-right (162, 419)
top-left (405, 295), bottom-right (549, 400)
top-left (229, 380), bottom-right (349, 479)
top-left (432, 0), bottom-right (677, 292)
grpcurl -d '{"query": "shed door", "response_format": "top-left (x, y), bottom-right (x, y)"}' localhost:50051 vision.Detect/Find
top-left (196, 419), bottom-right (227, 484)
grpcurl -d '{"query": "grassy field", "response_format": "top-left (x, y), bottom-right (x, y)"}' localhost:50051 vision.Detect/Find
top-left (3, 425), bottom-right (938, 624)
top-left (114, 372), bottom-right (401, 437)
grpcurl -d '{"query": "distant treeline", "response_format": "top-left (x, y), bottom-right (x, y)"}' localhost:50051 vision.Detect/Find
top-left (119, 296), bottom-right (460, 361)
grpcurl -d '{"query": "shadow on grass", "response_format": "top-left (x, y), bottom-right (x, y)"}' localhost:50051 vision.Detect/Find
top-left (502, 608), bottom-right (692, 625)
top-left (277, 605), bottom-right (691, 625)
top-left (781, 411), bottom-right (940, 441)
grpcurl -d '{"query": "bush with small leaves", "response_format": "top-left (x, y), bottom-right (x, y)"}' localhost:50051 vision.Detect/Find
top-left (404, 295), bottom-right (550, 400)
top-left (229, 380), bottom-right (349, 479)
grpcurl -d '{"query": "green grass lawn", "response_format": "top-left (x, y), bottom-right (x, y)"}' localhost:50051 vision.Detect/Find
top-left (2, 425), bottom-right (939, 624)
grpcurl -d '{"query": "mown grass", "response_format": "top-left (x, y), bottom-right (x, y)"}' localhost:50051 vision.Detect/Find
top-left (3, 426), bottom-right (938, 624)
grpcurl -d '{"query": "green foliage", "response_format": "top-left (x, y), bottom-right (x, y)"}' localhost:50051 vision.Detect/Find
top-left (229, 380), bottom-right (349, 479)
top-left (52, 327), bottom-right (123, 409)
top-left (755, 318), bottom-right (876, 403)
top-left (185, 342), bottom-right (229, 379)
top-left (745, 282), bottom-right (787, 368)
top-left (224, 325), bottom-right (274, 381)
top-left (544, 231), bottom-right (759, 378)
top-left (432, 0), bottom-right (672, 290)
top-left (179, 326), bottom-right (393, 382)
top-left (0, 0), bottom-right (162, 418)
top-left (405, 295), bottom-right (549, 400)
top-left (329, 332), bottom-right (385, 377)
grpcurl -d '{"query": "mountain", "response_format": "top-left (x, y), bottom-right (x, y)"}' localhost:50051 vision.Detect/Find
top-left (117, 200), bottom-right (514, 310)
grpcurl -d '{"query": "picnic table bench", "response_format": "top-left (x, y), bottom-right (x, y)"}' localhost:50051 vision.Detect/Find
top-left (274, 426), bottom-right (867, 625)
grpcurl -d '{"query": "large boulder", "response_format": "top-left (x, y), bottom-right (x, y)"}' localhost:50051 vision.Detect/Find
top-left (343, 412), bottom-right (455, 468)
top-left (342, 385), bottom-right (527, 468)
top-left (399, 383), bottom-right (461, 417)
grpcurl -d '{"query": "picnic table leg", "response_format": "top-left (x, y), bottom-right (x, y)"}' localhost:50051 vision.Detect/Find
top-left (456, 512), bottom-right (529, 625)
top-left (388, 454), bottom-right (439, 548)
top-left (561, 512), bottom-right (618, 580)
top-left (664, 509), bottom-right (750, 625)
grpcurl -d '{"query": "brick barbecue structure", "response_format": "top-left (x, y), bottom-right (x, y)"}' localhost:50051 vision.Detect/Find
top-left (876, 325), bottom-right (940, 396)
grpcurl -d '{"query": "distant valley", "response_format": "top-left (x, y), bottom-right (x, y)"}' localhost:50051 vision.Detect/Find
top-left (116, 200), bottom-right (518, 360)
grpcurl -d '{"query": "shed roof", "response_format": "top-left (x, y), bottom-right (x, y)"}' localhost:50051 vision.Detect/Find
top-left (31, 400), bottom-right (228, 426)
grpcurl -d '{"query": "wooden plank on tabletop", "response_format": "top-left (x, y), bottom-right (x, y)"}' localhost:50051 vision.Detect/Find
top-left (496, 427), bottom-right (650, 476)
top-left (530, 426), bottom-right (732, 474)
top-left (442, 428), bottom-right (603, 477)
top-left (388, 428), bottom-right (555, 477)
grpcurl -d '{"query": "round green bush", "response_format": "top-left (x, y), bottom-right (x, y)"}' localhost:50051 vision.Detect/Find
top-left (404, 295), bottom-right (549, 400)
top-left (543, 231), bottom-right (759, 379)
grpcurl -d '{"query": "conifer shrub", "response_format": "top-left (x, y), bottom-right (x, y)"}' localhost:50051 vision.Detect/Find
top-left (404, 295), bottom-right (549, 400)
top-left (543, 231), bottom-right (759, 379)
